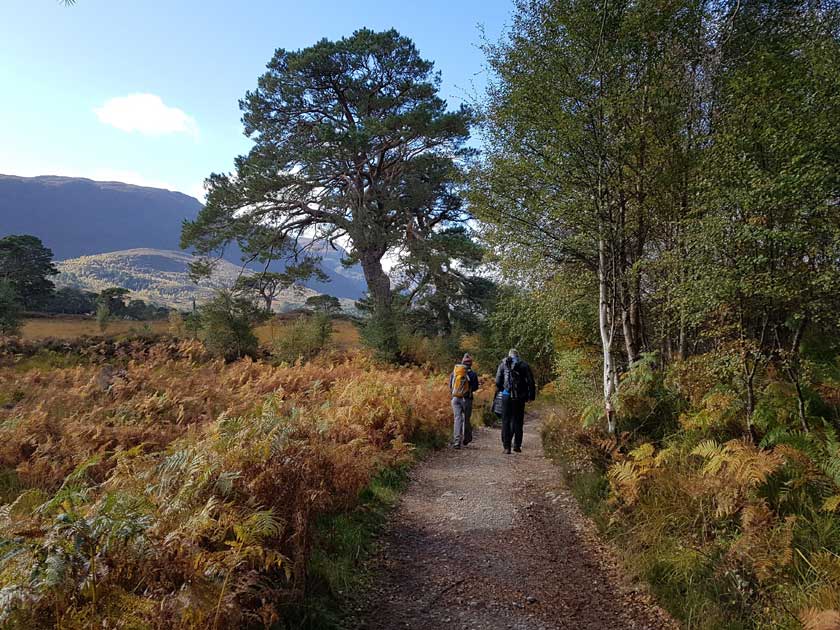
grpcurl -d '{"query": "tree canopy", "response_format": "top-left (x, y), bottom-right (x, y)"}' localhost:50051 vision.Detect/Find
top-left (474, 0), bottom-right (840, 433)
top-left (0, 235), bottom-right (58, 309)
top-left (182, 28), bottom-right (473, 356)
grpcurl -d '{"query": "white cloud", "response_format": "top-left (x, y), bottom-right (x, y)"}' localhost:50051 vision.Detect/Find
top-left (94, 93), bottom-right (199, 139)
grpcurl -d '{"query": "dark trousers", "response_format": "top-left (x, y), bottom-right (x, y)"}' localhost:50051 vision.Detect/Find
top-left (501, 398), bottom-right (526, 449)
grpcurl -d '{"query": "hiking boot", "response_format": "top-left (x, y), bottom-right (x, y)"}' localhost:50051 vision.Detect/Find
top-left (504, 448), bottom-right (512, 454)
top-left (453, 443), bottom-right (461, 450)
top-left (513, 447), bottom-right (522, 453)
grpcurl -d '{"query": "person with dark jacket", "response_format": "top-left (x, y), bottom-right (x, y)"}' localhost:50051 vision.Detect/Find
top-left (495, 349), bottom-right (536, 454)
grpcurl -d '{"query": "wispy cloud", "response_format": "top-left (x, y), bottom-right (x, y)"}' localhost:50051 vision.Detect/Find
top-left (94, 93), bottom-right (199, 139)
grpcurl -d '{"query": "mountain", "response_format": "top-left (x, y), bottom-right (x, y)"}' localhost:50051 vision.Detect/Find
top-left (0, 175), bottom-right (201, 260)
top-left (55, 248), bottom-right (356, 313)
top-left (0, 174), bottom-right (367, 299)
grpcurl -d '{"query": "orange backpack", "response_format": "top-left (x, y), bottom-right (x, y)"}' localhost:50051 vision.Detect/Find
top-left (451, 364), bottom-right (470, 398)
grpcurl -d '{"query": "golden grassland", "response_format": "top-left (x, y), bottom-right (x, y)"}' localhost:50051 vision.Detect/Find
top-left (0, 335), bottom-right (451, 628)
top-left (21, 316), bottom-right (360, 350)
top-left (21, 318), bottom-right (170, 340)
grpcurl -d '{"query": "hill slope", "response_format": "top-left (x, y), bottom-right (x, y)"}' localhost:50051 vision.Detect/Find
top-left (0, 175), bottom-right (200, 260)
top-left (0, 174), bottom-right (367, 298)
top-left (55, 248), bottom-right (335, 312)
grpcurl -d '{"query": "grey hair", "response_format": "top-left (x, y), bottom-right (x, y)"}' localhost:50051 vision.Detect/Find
top-left (508, 349), bottom-right (520, 359)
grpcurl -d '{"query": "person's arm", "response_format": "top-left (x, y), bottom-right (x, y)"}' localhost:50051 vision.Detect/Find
top-left (495, 362), bottom-right (504, 391)
top-left (470, 371), bottom-right (479, 392)
top-left (526, 365), bottom-right (537, 401)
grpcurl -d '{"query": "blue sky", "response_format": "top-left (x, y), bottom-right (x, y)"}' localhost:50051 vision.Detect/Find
top-left (1, 0), bottom-right (512, 201)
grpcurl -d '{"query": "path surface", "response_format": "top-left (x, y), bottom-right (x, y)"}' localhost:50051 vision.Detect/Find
top-left (352, 411), bottom-right (678, 630)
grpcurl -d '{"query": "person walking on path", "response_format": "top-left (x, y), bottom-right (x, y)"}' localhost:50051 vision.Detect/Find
top-left (495, 349), bottom-right (536, 454)
top-left (449, 353), bottom-right (480, 449)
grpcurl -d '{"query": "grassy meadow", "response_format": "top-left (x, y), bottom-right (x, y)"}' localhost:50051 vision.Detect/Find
top-left (21, 317), bottom-right (170, 340)
top-left (21, 316), bottom-right (360, 350)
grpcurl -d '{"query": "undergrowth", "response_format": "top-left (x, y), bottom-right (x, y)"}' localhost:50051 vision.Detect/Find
top-left (542, 352), bottom-right (840, 630)
top-left (0, 339), bottom-right (452, 628)
top-left (287, 464), bottom-right (412, 629)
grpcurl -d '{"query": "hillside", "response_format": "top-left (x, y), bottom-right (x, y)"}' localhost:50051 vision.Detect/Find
top-left (54, 248), bottom-right (354, 312)
top-left (0, 175), bottom-right (201, 260)
top-left (0, 174), bottom-right (368, 298)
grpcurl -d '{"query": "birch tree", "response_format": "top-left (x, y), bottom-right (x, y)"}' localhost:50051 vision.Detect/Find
top-left (472, 0), bottom-right (704, 431)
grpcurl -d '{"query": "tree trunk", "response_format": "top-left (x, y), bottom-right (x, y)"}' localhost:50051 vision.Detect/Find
top-left (621, 305), bottom-right (639, 366)
top-left (782, 318), bottom-right (810, 433)
top-left (359, 250), bottom-right (392, 312)
top-left (359, 248), bottom-right (399, 356)
top-left (599, 237), bottom-right (618, 434)
top-left (745, 370), bottom-right (759, 443)
top-left (794, 380), bottom-right (809, 433)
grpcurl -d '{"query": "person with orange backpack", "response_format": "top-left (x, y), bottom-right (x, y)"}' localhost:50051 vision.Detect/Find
top-left (449, 353), bottom-right (480, 449)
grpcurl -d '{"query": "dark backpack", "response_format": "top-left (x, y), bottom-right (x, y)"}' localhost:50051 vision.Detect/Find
top-left (505, 359), bottom-right (530, 400)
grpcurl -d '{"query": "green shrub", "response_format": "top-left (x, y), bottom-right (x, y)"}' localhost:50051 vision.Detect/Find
top-left (183, 310), bottom-right (202, 339)
top-left (96, 301), bottom-right (110, 332)
top-left (200, 290), bottom-right (264, 360)
top-left (273, 313), bottom-right (333, 363)
top-left (0, 280), bottom-right (22, 336)
top-left (615, 353), bottom-right (683, 440)
top-left (359, 308), bottom-right (400, 361)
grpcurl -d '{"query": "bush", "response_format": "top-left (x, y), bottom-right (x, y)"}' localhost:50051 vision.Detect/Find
top-left (273, 313), bottom-right (333, 363)
top-left (184, 310), bottom-right (202, 339)
top-left (615, 353), bottom-right (683, 440)
top-left (0, 280), bottom-right (22, 336)
top-left (96, 302), bottom-right (110, 332)
top-left (200, 290), bottom-right (264, 360)
top-left (397, 331), bottom-right (459, 370)
top-left (359, 309), bottom-right (400, 361)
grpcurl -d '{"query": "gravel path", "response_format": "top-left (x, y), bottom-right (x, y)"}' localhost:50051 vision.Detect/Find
top-left (352, 409), bottom-right (678, 630)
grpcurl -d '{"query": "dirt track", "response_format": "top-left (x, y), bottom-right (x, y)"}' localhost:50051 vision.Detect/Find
top-left (352, 411), bottom-right (678, 630)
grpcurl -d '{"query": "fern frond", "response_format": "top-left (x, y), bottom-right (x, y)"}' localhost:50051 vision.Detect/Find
top-left (234, 509), bottom-right (284, 546)
top-left (630, 443), bottom-right (655, 461)
top-left (822, 495), bottom-right (840, 513)
top-left (691, 439), bottom-right (723, 460)
top-left (800, 608), bottom-right (840, 630)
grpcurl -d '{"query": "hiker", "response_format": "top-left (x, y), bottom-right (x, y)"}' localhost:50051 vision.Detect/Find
top-left (495, 349), bottom-right (536, 454)
top-left (449, 353), bottom-right (480, 449)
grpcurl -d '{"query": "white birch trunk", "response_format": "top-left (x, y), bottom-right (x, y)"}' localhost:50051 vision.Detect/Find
top-left (598, 236), bottom-right (618, 434)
